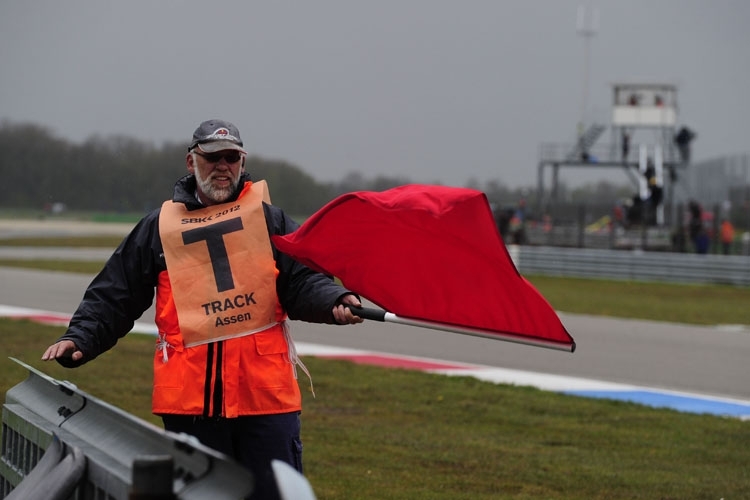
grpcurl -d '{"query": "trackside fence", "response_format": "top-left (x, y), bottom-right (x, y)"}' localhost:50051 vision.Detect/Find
top-left (0, 359), bottom-right (254, 499)
top-left (509, 245), bottom-right (750, 287)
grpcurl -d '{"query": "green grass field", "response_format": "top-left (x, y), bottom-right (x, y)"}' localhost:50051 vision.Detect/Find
top-left (1, 234), bottom-right (749, 498)
top-left (2, 320), bottom-right (748, 499)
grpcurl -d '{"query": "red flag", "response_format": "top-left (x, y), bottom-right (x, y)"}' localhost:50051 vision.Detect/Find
top-left (272, 184), bottom-right (574, 351)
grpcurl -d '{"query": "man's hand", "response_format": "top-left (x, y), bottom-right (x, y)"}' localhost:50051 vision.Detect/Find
top-left (333, 294), bottom-right (364, 325)
top-left (41, 340), bottom-right (83, 362)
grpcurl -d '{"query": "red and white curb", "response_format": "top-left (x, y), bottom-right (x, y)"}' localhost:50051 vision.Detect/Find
top-left (3, 305), bottom-right (749, 420)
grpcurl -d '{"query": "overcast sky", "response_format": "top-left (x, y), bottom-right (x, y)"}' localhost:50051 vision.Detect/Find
top-left (1, 0), bottom-right (747, 189)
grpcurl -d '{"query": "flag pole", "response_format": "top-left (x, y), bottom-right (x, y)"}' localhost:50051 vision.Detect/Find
top-left (346, 306), bottom-right (575, 353)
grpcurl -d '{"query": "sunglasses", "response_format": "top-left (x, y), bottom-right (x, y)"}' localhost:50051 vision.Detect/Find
top-left (194, 151), bottom-right (243, 164)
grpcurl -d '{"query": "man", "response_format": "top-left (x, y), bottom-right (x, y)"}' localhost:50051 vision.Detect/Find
top-left (42, 119), bottom-right (363, 500)
top-left (720, 218), bottom-right (735, 255)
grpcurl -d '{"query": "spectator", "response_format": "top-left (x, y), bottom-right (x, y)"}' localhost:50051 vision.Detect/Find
top-left (688, 200), bottom-right (703, 251)
top-left (720, 218), bottom-right (735, 255)
top-left (674, 126), bottom-right (696, 164)
top-left (695, 229), bottom-right (710, 255)
top-left (510, 199), bottom-right (527, 244)
top-left (621, 131), bottom-right (630, 162)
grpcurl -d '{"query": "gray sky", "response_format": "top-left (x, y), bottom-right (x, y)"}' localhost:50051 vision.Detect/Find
top-left (1, 0), bottom-right (748, 189)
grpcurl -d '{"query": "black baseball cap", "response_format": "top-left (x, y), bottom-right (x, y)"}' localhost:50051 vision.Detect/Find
top-left (188, 119), bottom-right (247, 153)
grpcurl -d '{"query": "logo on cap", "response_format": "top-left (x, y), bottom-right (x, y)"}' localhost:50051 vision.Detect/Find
top-left (206, 128), bottom-right (239, 143)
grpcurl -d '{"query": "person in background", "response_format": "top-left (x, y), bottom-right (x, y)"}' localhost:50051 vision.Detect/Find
top-left (688, 200), bottom-right (704, 252)
top-left (695, 228), bottom-right (710, 255)
top-left (510, 198), bottom-right (527, 245)
top-left (720, 218), bottom-right (735, 255)
top-left (41, 119), bottom-right (363, 500)
top-left (621, 130), bottom-right (630, 163)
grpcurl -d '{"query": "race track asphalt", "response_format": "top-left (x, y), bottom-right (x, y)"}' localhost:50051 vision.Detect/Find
top-left (1, 265), bottom-right (749, 410)
top-left (0, 216), bottom-right (748, 417)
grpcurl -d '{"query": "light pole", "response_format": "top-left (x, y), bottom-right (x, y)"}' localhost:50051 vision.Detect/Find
top-left (576, 5), bottom-right (598, 139)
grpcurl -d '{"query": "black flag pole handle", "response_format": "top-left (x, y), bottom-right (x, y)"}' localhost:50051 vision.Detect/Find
top-left (344, 305), bottom-right (386, 322)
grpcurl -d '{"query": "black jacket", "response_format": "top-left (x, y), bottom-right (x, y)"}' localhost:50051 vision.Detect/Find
top-left (58, 173), bottom-right (352, 367)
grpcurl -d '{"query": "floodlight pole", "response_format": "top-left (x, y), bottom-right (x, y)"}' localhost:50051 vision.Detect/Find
top-left (576, 5), bottom-right (598, 138)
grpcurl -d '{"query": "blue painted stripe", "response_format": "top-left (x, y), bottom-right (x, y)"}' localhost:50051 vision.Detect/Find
top-left (565, 390), bottom-right (750, 418)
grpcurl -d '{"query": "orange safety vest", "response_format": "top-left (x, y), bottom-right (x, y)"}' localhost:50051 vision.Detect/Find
top-left (721, 221), bottom-right (735, 244)
top-left (152, 181), bottom-right (301, 417)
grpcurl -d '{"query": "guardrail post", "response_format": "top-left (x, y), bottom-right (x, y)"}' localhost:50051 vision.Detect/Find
top-left (130, 455), bottom-right (175, 499)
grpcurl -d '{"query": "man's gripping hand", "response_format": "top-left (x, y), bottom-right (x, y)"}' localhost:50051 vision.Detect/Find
top-left (333, 294), bottom-right (364, 325)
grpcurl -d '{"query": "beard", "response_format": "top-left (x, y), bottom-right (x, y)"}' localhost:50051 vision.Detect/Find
top-left (194, 165), bottom-right (240, 205)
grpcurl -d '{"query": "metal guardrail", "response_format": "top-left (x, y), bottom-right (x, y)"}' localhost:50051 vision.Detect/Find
top-left (511, 245), bottom-right (750, 287)
top-left (523, 225), bottom-right (676, 251)
top-left (1, 359), bottom-right (254, 499)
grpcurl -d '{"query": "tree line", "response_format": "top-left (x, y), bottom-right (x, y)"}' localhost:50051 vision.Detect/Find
top-left (0, 121), bottom-right (336, 215)
top-left (0, 120), bottom-right (628, 218)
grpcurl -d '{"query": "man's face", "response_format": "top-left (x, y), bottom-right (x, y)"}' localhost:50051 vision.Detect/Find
top-left (187, 149), bottom-right (245, 205)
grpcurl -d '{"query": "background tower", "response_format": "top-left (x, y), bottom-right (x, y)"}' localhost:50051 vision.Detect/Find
top-left (611, 82), bottom-right (680, 226)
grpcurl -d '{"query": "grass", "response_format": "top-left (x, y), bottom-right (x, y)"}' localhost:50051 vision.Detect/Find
top-left (2, 319), bottom-right (748, 499)
top-left (1, 320), bottom-right (159, 427)
top-left (527, 275), bottom-right (750, 326)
